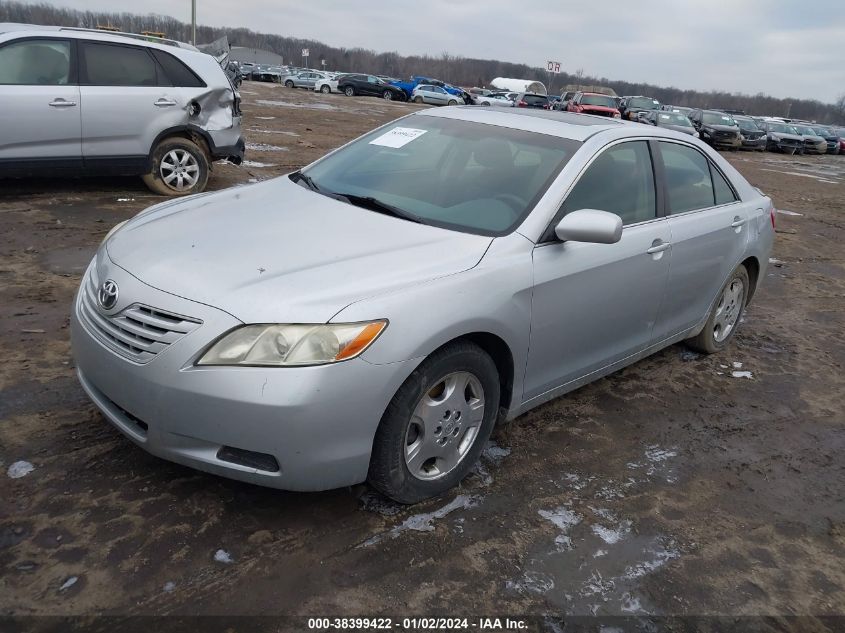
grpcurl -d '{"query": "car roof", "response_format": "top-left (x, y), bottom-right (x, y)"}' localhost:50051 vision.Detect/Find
top-left (414, 107), bottom-right (629, 142)
top-left (0, 23), bottom-right (198, 50)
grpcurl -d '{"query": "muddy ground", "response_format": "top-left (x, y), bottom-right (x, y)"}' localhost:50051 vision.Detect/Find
top-left (1, 81), bottom-right (844, 629)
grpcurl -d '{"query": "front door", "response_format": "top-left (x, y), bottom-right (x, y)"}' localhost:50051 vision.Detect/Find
top-left (0, 38), bottom-right (81, 164)
top-left (523, 140), bottom-right (671, 401)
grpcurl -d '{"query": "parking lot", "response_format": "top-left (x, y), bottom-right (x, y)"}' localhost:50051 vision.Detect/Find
top-left (2, 80), bottom-right (844, 623)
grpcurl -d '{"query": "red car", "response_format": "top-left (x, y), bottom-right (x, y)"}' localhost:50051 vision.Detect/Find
top-left (566, 92), bottom-right (621, 118)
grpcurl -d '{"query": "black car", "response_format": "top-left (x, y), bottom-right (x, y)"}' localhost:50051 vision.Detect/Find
top-left (643, 110), bottom-right (698, 136)
top-left (733, 116), bottom-right (767, 151)
top-left (811, 125), bottom-right (841, 155)
top-left (514, 93), bottom-right (550, 109)
top-left (337, 74), bottom-right (407, 101)
top-left (689, 109), bottom-right (742, 149)
top-left (618, 95), bottom-right (661, 121)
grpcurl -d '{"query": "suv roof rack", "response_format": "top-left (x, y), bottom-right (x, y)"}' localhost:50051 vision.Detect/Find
top-left (57, 26), bottom-right (195, 50)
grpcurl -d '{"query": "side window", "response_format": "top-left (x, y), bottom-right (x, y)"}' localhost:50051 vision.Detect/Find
top-left (81, 42), bottom-right (158, 86)
top-left (367, 76), bottom-right (378, 84)
top-left (711, 164), bottom-right (738, 205)
top-left (659, 142), bottom-right (715, 213)
top-left (560, 141), bottom-right (656, 225)
top-left (151, 50), bottom-right (204, 88)
top-left (0, 39), bottom-right (70, 85)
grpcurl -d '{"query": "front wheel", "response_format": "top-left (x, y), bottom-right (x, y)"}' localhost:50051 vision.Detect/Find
top-left (413, 96), bottom-right (423, 103)
top-left (344, 86), bottom-right (355, 97)
top-left (382, 90), bottom-right (394, 100)
top-left (285, 80), bottom-right (294, 88)
top-left (142, 137), bottom-right (209, 196)
top-left (368, 341), bottom-right (500, 504)
top-left (320, 84), bottom-right (331, 93)
top-left (447, 99), bottom-right (458, 106)
top-left (686, 265), bottom-right (749, 354)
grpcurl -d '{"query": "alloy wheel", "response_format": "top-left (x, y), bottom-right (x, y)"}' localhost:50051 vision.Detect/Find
top-left (713, 278), bottom-right (744, 343)
top-left (159, 149), bottom-right (199, 192)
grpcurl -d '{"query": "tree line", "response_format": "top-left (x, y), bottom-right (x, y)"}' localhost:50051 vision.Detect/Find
top-left (2, 1), bottom-right (843, 124)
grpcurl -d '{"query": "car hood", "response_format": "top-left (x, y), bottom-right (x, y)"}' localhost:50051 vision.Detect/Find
top-left (770, 132), bottom-right (803, 141)
top-left (663, 124), bottom-right (696, 135)
top-left (800, 135), bottom-right (825, 142)
top-left (107, 178), bottom-right (492, 323)
top-left (703, 124), bottom-right (739, 133)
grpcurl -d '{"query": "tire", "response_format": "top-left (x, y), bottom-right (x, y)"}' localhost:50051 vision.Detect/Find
top-left (413, 96), bottom-right (423, 104)
top-left (382, 90), bottom-right (393, 101)
top-left (141, 137), bottom-right (209, 196)
top-left (320, 85), bottom-right (331, 94)
top-left (481, 102), bottom-right (490, 106)
top-left (344, 86), bottom-right (355, 97)
top-left (447, 99), bottom-right (458, 106)
top-left (368, 341), bottom-right (500, 504)
top-left (686, 265), bottom-right (749, 354)
top-left (285, 80), bottom-right (294, 88)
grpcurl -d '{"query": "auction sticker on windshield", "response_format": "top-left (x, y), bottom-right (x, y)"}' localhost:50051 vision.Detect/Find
top-left (369, 127), bottom-right (427, 148)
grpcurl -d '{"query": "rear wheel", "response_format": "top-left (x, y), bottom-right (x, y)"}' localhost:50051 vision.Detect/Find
top-left (142, 137), bottom-right (209, 196)
top-left (413, 96), bottom-right (423, 103)
top-left (344, 86), bottom-right (355, 97)
top-left (382, 90), bottom-right (393, 101)
top-left (320, 84), bottom-right (331, 94)
top-left (285, 80), bottom-right (294, 88)
top-left (686, 265), bottom-right (749, 354)
top-left (447, 99), bottom-right (458, 106)
top-left (368, 341), bottom-right (500, 504)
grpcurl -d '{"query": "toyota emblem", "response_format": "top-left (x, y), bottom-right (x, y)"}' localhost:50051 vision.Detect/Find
top-left (97, 279), bottom-right (119, 310)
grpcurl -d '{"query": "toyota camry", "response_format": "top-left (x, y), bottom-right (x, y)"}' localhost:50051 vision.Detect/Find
top-left (71, 108), bottom-right (775, 503)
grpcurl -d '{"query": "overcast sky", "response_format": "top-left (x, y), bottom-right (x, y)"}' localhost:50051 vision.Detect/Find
top-left (39, 0), bottom-right (845, 103)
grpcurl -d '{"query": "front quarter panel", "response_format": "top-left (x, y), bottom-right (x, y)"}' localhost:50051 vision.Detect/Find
top-left (333, 233), bottom-right (535, 411)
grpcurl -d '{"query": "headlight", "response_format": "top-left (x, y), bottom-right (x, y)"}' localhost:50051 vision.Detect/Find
top-left (197, 321), bottom-right (388, 366)
top-left (102, 220), bottom-right (127, 244)
top-left (693, 131), bottom-right (700, 138)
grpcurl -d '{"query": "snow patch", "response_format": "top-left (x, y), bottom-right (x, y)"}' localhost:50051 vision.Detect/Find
top-left (59, 576), bottom-right (78, 592)
top-left (359, 495), bottom-right (477, 547)
top-left (506, 570), bottom-right (555, 595)
top-left (539, 506), bottom-right (581, 550)
top-left (776, 209), bottom-right (803, 216)
top-left (241, 160), bottom-right (276, 168)
top-left (7, 461), bottom-right (34, 479)
top-left (246, 142), bottom-right (289, 152)
top-left (213, 549), bottom-right (234, 564)
top-left (163, 581), bottom-right (176, 593)
top-left (732, 371), bottom-right (753, 379)
top-left (591, 520), bottom-right (632, 545)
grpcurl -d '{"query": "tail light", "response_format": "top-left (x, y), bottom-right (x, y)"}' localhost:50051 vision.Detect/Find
top-left (769, 202), bottom-right (776, 229)
top-left (517, 100), bottom-right (527, 107)
top-left (613, 112), bottom-right (621, 119)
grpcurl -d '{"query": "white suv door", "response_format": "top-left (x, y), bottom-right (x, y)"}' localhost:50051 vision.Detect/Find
top-left (0, 37), bottom-right (81, 163)
top-left (78, 40), bottom-right (190, 165)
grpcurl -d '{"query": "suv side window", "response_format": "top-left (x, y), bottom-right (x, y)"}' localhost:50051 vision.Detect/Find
top-left (659, 141), bottom-right (716, 213)
top-left (0, 39), bottom-right (71, 85)
top-left (80, 42), bottom-right (158, 86)
top-left (560, 140), bottom-right (657, 226)
top-left (150, 49), bottom-right (204, 88)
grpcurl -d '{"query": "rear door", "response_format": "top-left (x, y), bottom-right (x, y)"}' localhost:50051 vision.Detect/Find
top-left (651, 140), bottom-right (751, 341)
top-left (524, 140), bottom-right (672, 401)
top-left (78, 40), bottom-right (189, 164)
top-left (0, 37), bottom-right (81, 165)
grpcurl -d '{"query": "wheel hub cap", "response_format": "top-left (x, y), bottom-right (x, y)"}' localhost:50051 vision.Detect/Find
top-left (713, 278), bottom-right (744, 342)
top-left (160, 149), bottom-right (199, 192)
top-left (404, 371), bottom-right (485, 481)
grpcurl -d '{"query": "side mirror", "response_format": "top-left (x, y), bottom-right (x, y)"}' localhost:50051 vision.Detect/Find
top-left (555, 209), bottom-right (622, 244)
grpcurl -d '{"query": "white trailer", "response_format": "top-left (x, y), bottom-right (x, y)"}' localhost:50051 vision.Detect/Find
top-left (489, 77), bottom-right (547, 95)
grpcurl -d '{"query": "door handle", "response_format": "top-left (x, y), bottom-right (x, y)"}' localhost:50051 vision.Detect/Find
top-left (646, 242), bottom-right (671, 254)
top-left (49, 98), bottom-right (77, 107)
top-left (154, 98), bottom-right (178, 107)
top-left (731, 216), bottom-right (747, 228)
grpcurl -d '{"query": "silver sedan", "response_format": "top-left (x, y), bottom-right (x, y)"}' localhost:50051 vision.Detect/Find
top-left (72, 108), bottom-right (774, 503)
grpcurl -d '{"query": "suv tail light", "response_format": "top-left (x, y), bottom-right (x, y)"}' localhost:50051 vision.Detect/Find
top-left (770, 202), bottom-right (776, 229)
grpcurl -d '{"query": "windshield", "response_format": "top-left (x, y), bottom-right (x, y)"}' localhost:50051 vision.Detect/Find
top-left (300, 116), bottom-right (580, 236)
top-left (813, 127), bottom-right (832, 136)
top-left (702, 112), bottom-right (736, 126)
top-left (629, 97), bottom-right (660, 110)
top-left (658, 112), bottom-right (693, 127)
top-left (794, 125), bottom-right (816, 136)
top-left (580, 94), bottom-right (617, 108)
top-left (767, 122), bottom-right (794, 134)
top-left (735, 118), bottom-right (760, 132)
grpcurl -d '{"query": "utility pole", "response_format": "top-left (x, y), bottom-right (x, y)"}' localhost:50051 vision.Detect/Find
top-left (191, 0), bottom-right (196, 45)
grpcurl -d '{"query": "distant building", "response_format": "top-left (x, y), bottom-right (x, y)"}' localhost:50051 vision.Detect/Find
top-left (489, 77), bottom-right (547, 95)
top-left (229, 47), bottom-right (284, 65)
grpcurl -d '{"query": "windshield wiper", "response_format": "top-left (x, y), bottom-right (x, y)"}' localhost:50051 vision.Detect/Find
top-left (330, 193), bottom-right (424, 224)
top-left (291, 170), bottom-right (320, 192)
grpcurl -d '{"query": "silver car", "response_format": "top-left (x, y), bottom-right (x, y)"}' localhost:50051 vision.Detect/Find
top-left (284, 71), bottom-right (327, 89)
top-left (71, 108), bottom-right (774, 503)
top-left (411, 84), bottom-right (461, 106)
top-left (0, 24), bottom-right (244, 195)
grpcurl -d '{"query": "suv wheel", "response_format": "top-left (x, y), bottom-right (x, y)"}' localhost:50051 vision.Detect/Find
top-left (142, 138), bottom-right (209, 196)
top-left (344, 86), bottom-right (355, 97)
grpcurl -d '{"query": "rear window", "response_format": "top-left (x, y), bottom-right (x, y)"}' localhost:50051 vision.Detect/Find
top-left (523, 94), bottom-right (548, 106)
top-left (628, 97), bottom-right (660, 110)
top-left (580, 94), bottom-right (617, 108)
top-left (81, 42), bottom-right (158, 86)
top-left (151, 49), bottom-right (205, 87)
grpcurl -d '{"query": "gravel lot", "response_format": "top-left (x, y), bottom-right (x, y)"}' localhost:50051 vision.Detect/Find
top-left (1, 81), bottom-right (843, 626)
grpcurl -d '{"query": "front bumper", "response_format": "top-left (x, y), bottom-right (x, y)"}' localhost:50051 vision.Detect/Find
top-left (802, 141), bottom-right (827, 154)
top-left (71, 259), bottom-right (415, 492)
top-left (769, 139), bottom-right (802, 153)
top-left (703, 133), bottom-right (741, 149)
top-left (740, 136), bottom-right (766, 150)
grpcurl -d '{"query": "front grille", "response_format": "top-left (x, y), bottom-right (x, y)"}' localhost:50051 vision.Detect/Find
top-left (714, 131), bottom-right (737, 139)
top-left (79, 269), bottom-right (201, 364)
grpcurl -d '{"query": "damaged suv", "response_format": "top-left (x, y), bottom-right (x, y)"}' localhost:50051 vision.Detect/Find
top-left (0, 24), bottom-right (244, 195)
